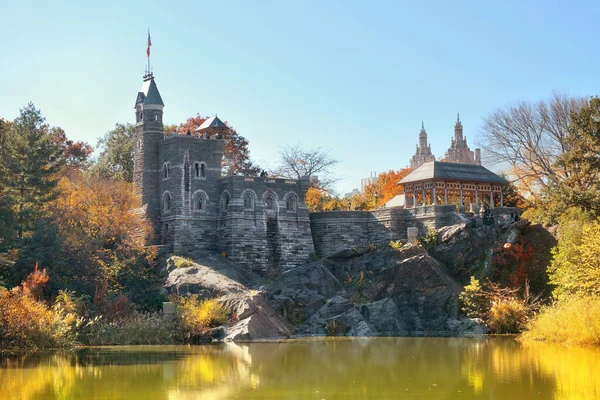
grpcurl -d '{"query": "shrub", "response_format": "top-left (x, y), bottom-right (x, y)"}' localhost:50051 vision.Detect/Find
top-left (0, 289), bottom-right (77, 349)
top-left (419, 227), bottom-right (439, 249)
top-left (459, 277), bottom-right (487, 318)
top-left (459, 277), bottom-right (537, 334)
top-left (175, 296), bottom-right (230, 340)
top-left (488, 298), bottom-right (528, 334)
top-left (522, 295), bottom-right (600, 345)
top-left (81, 312), bottom-right (176, 345)
top-left (173, 257), bottom-right (194, 269)
top-left (389, 240), bottom-right (403, 250)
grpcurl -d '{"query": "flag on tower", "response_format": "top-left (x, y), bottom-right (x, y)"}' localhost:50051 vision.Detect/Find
top-left (146, 30), bottom-right (152, 58)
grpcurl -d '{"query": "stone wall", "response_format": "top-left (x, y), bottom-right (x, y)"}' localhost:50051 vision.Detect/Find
top-left (310, 207), bottom-right (410, 257)
top-left (310, 205), bottom-right (476, 257)
top-left (158, 135), bottom-right (224, 253)
top-left (217, 176), bottom-right (314, 274)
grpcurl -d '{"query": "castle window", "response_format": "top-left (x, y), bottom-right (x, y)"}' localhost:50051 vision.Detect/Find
top-left (243, 192), bottom-right (254, 210)
top-left (184, 161), bottom-right (190, 192)
top-left (223, 192), bottom-right (230, 210)
top-left (286, 195), bottom-right (297, 212)
top-left (163, 192), bottom-right (171, 212)
top-left (163, 163), bottom-right (170, 179)
top-left (265, 194), bottom-right (276, 210)
top-left (193, 162), bottom-right (207, 179)
top-left (192, 191), bottom-right (206, 211)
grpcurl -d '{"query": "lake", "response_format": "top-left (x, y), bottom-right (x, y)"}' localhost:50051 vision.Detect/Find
top-left (1, 337), bottom-right (599, 399)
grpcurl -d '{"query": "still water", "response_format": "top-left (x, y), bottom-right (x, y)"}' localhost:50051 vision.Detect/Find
top-left (1, 337), bottom-right (599, 399)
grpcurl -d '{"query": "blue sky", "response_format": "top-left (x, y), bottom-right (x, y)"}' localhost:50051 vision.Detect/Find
top-left (1, 0), bottom-right (598, 193)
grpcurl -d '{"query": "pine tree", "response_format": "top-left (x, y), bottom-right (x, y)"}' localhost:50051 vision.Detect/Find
top-left (1, 103), bottom-right (63, 240)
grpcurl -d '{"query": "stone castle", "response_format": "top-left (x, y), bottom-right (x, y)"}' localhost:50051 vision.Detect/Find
top-left (133, 73), bottom-right (516, 274)
top-left (133, 73), bottom-right (314, 274)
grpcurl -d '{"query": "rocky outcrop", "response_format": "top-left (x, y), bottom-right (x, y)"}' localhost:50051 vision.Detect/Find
top-left (162, 221), bottom-right (523, 340)
top-left (267, 243), bottom-right (467, 336)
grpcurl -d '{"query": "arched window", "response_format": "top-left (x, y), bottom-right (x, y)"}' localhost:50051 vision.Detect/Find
top-left (286, 195), bottom-right (297, 212)
top-left (192, 191), bottom-right (206, 211)
top-left (265, 194), bottom-right (276, 210)
top-left (222, 192), bottom-right (230, 210)
top-left (194, 162), bottom-right (200, 178)
top-left (163, 192), bottom-right (171, 212)
top-left (244, 192), bottom-right (254, 210)
top-left (163, 162), bottom-right (170, 179)
top-left (200, 163), bottom-right (206, 178)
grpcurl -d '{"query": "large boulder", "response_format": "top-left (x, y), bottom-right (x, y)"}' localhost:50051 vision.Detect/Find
top-left (221, 292), bottom-right (293, 341)
top-left (164, 256), bottom-right (252, 297)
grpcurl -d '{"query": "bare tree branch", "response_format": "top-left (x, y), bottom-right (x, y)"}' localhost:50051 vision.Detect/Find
top-left (271, 142), bottom-right (340, 191)
top-left (478, 94), bottom-right (587, 195)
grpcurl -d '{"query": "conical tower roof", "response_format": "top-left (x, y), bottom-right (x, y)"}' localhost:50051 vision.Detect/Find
top-left (135, 76), bottom-right (164, 106)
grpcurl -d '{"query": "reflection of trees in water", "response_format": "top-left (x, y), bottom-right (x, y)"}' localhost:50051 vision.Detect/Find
top-left (1, 339), bottom-right (600, 399)
top-left (0, 345), bottom-right (257, 400)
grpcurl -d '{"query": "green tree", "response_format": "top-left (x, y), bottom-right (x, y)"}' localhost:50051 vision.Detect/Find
top-left (91, 123), bottom-right (135, 182)
top-left (0, 104), bottom-right (63, 240)
top-left (547, 208), bottom-right (600, 300)
top-left (552, 97), bottom-right (600, 216)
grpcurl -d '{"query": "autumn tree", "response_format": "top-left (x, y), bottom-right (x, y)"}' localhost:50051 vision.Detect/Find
top-left (91, 123), bottom-right (136, 182)
top-left (176, 114), bottom-right (261, 176)
top-left (273, 143), bottom-right (339, 190)
top-left (479, 93), bottom-right (587, 197)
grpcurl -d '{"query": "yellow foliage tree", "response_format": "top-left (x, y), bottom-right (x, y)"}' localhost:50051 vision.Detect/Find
top-left (49, 172), bottom-right (153, 293)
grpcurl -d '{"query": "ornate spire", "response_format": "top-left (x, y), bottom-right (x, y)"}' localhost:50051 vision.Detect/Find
top-left (457, 112), bottom-right (460, 123)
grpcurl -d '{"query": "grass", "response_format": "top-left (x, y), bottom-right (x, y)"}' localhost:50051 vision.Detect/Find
top-left (522, 295), bottom-right (600, 346)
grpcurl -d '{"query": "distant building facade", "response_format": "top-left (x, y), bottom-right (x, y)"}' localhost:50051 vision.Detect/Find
top-left (443, 114), bottom-right (481, 165)
top-left (409, 122), bottom-right (435, 169)
top-left (360, 172), bottom-right (378, 192)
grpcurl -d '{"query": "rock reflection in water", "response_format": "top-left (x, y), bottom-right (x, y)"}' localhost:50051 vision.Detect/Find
top-left (1, 338), bottom-right (599, 399)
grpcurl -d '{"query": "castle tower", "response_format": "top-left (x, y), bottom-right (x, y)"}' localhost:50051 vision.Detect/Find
top-left (133, 72), bottom-right (165, 237)
top-left (410, 121), bottom-right (435, 169)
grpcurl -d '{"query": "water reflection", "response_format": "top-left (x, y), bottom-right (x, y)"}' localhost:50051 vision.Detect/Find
top-left (1, 338), bottom-right (599, 399)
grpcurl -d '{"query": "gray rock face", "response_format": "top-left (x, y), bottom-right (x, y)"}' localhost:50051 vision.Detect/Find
top-left (221, 293), bottom-right (293, 341)
top-left (431, 223), bottom-right (498, 276)
top-left (268, 243), bottom-right (463, 336)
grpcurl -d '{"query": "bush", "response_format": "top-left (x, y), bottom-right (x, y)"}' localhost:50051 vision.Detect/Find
top-left (459, 277), bottom-right (537, 334)
top-left (0, 289), bottom-right (77, 349)
top-left (488, 298), bottom-right (528, 334)
top-left (81, 312), bottom-right (176, 345)
top-left (173, 256), bottom-right (194, 269)
top-left (419, 227), bottom-right (439, 249)
top-left (522, 295), bottom-right (600, 345)
top-left (175, 296), bottom-right (230, 340)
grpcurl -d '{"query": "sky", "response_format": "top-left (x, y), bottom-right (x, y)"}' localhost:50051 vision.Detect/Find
top-left (1, 0), bottom-right (599, 194)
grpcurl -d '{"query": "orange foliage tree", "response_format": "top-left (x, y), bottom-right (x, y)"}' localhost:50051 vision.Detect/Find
top-left (176, 114), bottom-right (261, 176)
top-left (351, 167), bottom-right (413, 210)
top-left (48, 172), bottom-right (153, 294)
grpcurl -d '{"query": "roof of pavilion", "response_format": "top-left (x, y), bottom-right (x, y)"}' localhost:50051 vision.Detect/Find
top-left (399, 161), bottom-right (509, 185)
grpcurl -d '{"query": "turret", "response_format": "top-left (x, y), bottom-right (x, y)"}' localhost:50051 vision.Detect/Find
top-left (133, 73), bottom-right (165, 236)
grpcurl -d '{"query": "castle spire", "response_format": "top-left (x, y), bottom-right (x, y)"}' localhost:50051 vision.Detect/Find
top-left (457, 112), bottom-right (460, 123)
